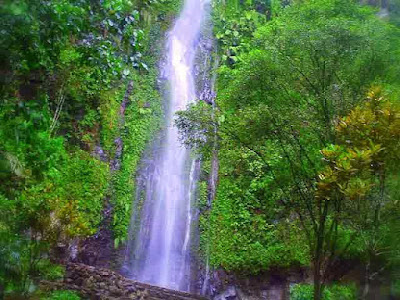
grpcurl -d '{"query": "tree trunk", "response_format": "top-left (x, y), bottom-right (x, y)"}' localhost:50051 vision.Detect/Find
top-left (313, 258), bottom-right (323, 300)
top-left (313, 199), bottom-right (329, 300)
top-left (313, 235), bottom-right (324, 300)
top-left (361, 259), bottom-right (371, 300)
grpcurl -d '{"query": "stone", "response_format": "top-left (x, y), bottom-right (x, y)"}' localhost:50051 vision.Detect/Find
top-left (60, 263), bottom-right (207, 300)
top-left (214, 286), bottom-right (237, 300)
top-left (204, 40), bottom-right (214, 51)
top-left (126, 285), bottom-right (137, 293)
top-left (111, 287), bottom-right (123, 296)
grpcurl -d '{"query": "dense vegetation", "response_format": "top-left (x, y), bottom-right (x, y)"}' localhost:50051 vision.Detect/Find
top-left (0, 0), bottom-right (180, 298)
top-left (1, 0), bottom-right (399, 299)
top-left (178, 0), bottom-right (400, 299)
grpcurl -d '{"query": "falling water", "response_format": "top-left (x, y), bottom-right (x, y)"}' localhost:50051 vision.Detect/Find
top-left (123, 0), bottom-right (209, 292)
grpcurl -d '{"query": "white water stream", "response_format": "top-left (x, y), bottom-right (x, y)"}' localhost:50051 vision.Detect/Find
top-left (123, 0), bottom-right (209, 292)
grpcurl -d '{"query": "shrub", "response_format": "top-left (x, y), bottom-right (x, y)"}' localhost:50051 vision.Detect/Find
top-left (42, 290), bottom-right (80, 300)
top-left (290, 283), bottom-right (357, 300)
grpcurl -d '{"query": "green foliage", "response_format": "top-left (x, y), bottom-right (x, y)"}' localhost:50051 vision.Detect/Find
top-left (0, 228), bottom-right (32, 295)
top-left (99, 88), bottom-right (125, 155)
top-left (314, 90), bottom-right (400, 295)
top-left (42, 290), bottom-right (80, 300)
top-left (19, 150), bottom-right (109, 238)
top-left (215, 9), bottom-right (266, 64)
top-left (0, 95), bottom-right (66, 181)
top-left (0, 0), bottom-right (146, 77)
top-left (290, 283), bottom-right (356, 300)
top-left (36, 260), bottom-right (65, 281)
top-left (56, 150), bottom-right (109, 235)
top-left (0, 148), bottom-right (108, 295)
top-left (180, 1), bottom-right (400, 297)
top-left (176, 101), bottom-right (214, 153)
top-left (1, 0), bottom-right (399, 298)
top-left (111, 70), bottom-right (163, 243)
top-left (212, 0), bottom-right (268, 65)
top-left (202, 175), bottom-right (309, 274)
top-left (392, 279), bottom-right (400, 297)
top-left (0, 0), bottom-right (183, 295)
top-left (291, 284), bottom-right (315, 300)
top-left (317, 88), bottom-right (400, 202)
top-left (198, 180), bottom-right (209, 211)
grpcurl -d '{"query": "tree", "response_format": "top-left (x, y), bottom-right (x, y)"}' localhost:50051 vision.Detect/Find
top-left (177, 1), bottom-right (400, 299)
top-left (316, 88), bottom-right (400, 299)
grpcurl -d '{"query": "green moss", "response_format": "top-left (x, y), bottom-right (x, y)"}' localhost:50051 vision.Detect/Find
top-left (111, 70), bottom-right (163, 243)
top-left (63, 150), bottom-right (110, 233)
top-left (99, 87), bottom-right (125, 156)
top-left (202, 170), bottom-right (309, 274)
top-left (198, 180), bottom-right (209, 211)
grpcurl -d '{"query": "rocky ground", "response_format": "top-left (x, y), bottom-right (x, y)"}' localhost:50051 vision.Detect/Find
top-left (42, 263), bottom-right (207, 300)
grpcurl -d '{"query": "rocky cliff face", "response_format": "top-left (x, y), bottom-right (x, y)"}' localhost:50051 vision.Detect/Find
top-left (209, 267), bottom-right (309, 300)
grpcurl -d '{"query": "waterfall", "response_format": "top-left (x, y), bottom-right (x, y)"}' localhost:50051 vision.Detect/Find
top-left (123, 0), bottom-right (210, 292)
